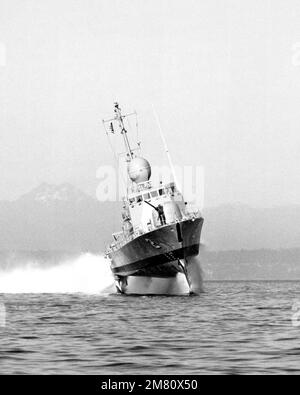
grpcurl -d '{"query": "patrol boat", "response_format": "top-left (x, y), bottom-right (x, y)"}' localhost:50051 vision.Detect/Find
top-left (103, 103), bottom-right (204, 295)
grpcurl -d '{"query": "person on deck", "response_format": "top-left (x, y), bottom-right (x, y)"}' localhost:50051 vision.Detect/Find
top-left (157, 204), bottom-right (166, 226)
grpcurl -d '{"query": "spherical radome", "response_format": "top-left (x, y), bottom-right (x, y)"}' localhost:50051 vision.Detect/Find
top-left (128, 157), bottom-right (151, 183)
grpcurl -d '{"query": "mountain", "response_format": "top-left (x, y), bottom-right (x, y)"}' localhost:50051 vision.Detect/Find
top-left (202, 204), bottom-right (300, 250)
top-left (0, 183), bottom-right (120, 252)
top-left (201, 248), bottom-right (300, 280)
top-left (19, 183), bottom-right (89, 203)
top-left (0, 184), bottom-right (299, 252)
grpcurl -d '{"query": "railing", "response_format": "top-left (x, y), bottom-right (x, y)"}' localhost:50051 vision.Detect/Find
top-left (106, 210), bottom-right (202, 255)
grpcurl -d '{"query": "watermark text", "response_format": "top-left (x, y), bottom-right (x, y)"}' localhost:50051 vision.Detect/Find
top-left (96, 164), bottom-right (205, 209)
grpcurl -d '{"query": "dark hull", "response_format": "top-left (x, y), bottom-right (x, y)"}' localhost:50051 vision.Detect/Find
top-left (109, 217), bottom-right (204, 278)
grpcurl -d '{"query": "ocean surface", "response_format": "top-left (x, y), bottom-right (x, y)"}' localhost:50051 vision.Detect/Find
top-left (1, 277), bottom-right (300, 374)
top-left (0, 253), bottom-right (300, 375)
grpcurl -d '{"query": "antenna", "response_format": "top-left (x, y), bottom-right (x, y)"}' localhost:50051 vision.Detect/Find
top-left (102, 103), bottom-right (142, 198)
top-left (152, 105), bottom-right (180, 189)
top-left (103, 102), bottom-right (139, 161)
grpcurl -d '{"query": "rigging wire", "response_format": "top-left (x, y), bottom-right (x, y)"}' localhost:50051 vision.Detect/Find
top-left (102, 120), bottom-right (128, 195)
top-left (126, 111), bottom-right (141, 155)
top-left (102, 107), bottom-right (140, 201)
top-left (135, 111), bottom-right (141, 154)
top-left (103, 121), bottom-right (118, 164)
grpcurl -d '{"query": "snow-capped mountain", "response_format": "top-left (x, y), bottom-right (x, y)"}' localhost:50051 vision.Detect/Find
top-left (19, 183), bottom-right (93, 203)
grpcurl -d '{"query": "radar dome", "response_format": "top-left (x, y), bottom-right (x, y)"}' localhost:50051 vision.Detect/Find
top-left (128, 157), bottom-right (151, 183)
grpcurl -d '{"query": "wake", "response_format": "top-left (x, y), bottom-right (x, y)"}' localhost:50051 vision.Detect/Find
top-left (0, 253), bottom-right (114, 294)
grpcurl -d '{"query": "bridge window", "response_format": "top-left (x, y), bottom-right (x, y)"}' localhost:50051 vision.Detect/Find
top-left (158, 188), bottom-right (165, 196)
top-left (150, 191), bottom-right (158, 198)
top-left (129, 197), bottom-right (136, 205)
top-left (136, 195), bottom-right (143, 203)
top-left (143, 192), bottom-right (150, 200)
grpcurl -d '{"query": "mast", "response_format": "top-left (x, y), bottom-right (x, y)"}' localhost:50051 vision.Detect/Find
top-left (103, 102), bottom-right (139, 160)
top-left (114, 102), bottom-right (134, 160)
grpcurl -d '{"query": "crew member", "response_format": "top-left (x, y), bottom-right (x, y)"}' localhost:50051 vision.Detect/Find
top-left (156, 204), bottom-right (166, 226)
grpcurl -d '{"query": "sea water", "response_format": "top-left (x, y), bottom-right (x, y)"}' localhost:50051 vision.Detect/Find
top-left (0, 253), bottom-right (300, 374)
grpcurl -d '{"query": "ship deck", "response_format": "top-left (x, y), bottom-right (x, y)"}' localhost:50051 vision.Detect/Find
top-left (108, 216), bottom-right (204, 278)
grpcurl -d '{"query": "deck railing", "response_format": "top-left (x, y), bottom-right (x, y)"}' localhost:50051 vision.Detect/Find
top-left (106, 210), bottom-right (201, 255)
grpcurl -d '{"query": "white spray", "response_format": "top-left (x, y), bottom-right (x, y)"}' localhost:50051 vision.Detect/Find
top-left (0, 254), bottom-right (114, 294)
top-left (0, 253), bottom-right (204, 295)
top-left (185, 256), bottom-right (204, 295)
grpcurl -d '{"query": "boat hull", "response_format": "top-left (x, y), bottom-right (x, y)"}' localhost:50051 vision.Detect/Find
top-left (108, 217), bottom-right (204, 294)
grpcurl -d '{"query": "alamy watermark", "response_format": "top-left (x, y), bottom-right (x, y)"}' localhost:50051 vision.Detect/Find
top-left (0, 302), bottom-right (6, 328)
top-left (0, 42), bottom-right (6, 67)
top-left (96, 164), bottom-right (205, 209)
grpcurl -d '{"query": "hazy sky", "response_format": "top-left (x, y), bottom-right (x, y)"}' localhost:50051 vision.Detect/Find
top-left (0, 0), bottom-right (300, 207)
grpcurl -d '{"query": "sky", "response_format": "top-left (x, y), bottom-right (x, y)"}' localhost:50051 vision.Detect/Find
top-left (0, 0), bottom-right (300, 207)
